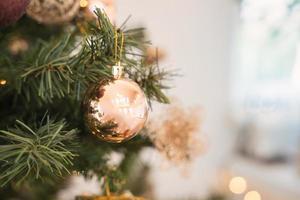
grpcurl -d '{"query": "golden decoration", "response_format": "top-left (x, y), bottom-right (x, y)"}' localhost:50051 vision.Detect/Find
top-left (148, 104), bottom-right (203, 165)
top-left (84, 27), bottom-right (147, 143)
top-left (26, 0), bottom-right (81, 24)
top-left (83, 79), bottom-right (148, 143)
top-left (76, 178), bottom-right (146, 200)
top-left (76, 194), bottom-right (145, 200)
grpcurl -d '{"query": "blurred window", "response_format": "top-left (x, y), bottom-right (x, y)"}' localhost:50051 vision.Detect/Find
top-left (232, 0), bottom-right (300, 159)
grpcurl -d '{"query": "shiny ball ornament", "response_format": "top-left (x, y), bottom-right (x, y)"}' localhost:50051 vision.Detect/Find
top-left (0, 0), bottom-right (30, 27)
top-left (26, 0), bottom-right (81, 25)
top-left (83, 79), bottom-right (148, 143)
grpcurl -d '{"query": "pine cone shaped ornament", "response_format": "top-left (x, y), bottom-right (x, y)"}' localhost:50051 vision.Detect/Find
top-left (0, 0), bottom-right (30, 27)
top-left (26, 0), bottom-right (81, 25)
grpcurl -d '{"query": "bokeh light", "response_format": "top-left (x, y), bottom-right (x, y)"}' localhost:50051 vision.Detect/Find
top-left (244, 191), bottom-right (262, 200)
top-left (0, 79), bottom-right (7, 85)
top-left (80, 0), bottom-right (88, 8)
top-left (229, 176), bottom-right (247, 194)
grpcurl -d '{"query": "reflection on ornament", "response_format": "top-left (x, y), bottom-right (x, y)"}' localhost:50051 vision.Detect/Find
top-left (83, 79), bottom-right (148, 143)
top-left (26, 0), bottom-right (81, 24)
top-left (244, 191), bottom-right (261, 200)
top-left (81, 0), bottom-right (115, 22)
top-left (229, 176), bottom-right (247, 194)
top-left (0, 80), bottom-right (7, 85)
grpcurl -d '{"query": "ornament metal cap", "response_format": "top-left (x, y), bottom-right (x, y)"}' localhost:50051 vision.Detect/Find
top-left (112, 62), bottom-right (124, 79)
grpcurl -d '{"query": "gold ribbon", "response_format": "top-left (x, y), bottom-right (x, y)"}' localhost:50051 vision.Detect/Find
top-left (112, 30), bottom-right (125, 79)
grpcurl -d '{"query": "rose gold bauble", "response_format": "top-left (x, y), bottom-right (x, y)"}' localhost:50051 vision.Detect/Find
top-left (83, 79), bottom-right (148, 143)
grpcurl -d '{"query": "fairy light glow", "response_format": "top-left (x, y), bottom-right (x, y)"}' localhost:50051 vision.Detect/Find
top-left (80, 0), bottom-right (88, 8)
top-left (229, 176), bottom-right (247, 194)
top-left (244, 191), bottom-right (261, 200)
top-left (0, 79), bottom-right (7, 85)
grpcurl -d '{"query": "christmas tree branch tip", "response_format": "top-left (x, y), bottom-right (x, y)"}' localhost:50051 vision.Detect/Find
top-left (0, 117), bottom-right (78, 187)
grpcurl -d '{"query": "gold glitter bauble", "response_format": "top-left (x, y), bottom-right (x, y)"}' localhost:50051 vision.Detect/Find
top-left (83, 79), bottom-right (148, 143)
top-left (26, 0), bottom-right (80, 24)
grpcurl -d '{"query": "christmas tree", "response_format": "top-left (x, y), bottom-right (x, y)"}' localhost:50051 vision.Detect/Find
top-left (0, 1), bottom-right (201, 200)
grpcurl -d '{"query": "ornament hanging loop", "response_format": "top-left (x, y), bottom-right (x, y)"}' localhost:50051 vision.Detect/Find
top-left (112, 30), bottom-right (124, 79)
top-left (112, 62), bottom-right (124, 80)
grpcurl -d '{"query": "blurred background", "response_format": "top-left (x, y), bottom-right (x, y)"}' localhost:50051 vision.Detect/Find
top-left (113, 0), bottom-right (300, 200)
top-left (8, 0), bottom-right (297, 199)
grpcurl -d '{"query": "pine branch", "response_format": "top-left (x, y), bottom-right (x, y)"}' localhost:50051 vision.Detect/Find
top-left (83, 10), bottom-right (148, 66)
top-left (0, 10), bottom-right (173, 194)
top-left (0, 10), bottom-right (172, 107)
top-left (0, 117), bottom-right (78, 187)
top-left (128, 61), bottom-right (176, 105)
top-left (20, 35), bottom-right (76, 102)
top-left (85, 10), bottom-right (171, 104)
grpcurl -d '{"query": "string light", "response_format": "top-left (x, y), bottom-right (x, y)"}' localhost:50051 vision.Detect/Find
top-left (244, 191), bottom-right (261, 200)
top-left (229, 176), bottom-right (247, 194)
top-left (80, 0), bottom-right (88, 8)
top-left (0, 79), bottom-right (7, 85)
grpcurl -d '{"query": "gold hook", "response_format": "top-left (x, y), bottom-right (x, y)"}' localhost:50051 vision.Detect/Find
top-left (119, 32), bottom-right (124, 62)
top-left (112, 30), bottom-right (124, 79)
top-left (114, 30), bottom-right (118, 62)
top-left (114, 30), bottom-right (125, 63)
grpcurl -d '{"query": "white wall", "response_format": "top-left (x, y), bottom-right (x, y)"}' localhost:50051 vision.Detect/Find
top-left (116, 0), bottom-right (239, 199)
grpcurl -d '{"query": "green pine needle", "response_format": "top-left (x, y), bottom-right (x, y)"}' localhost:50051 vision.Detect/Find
top-left (0, 10), bottom-right (172, 106)
top-left (0, 10), bottom-right (174, 193)
top-left (0, 117), bottom-right (78, 187)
